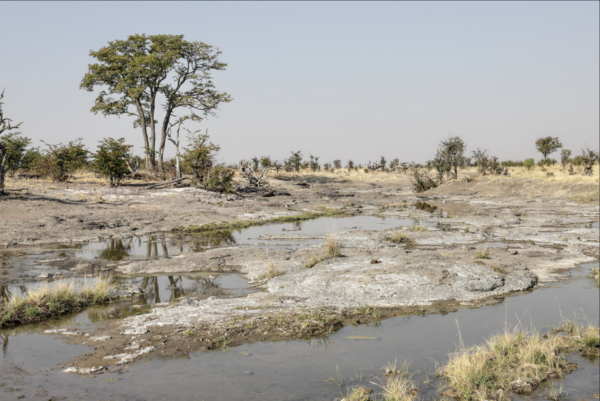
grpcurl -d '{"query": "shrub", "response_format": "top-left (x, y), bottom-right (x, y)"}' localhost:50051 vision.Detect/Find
top-left (411, 168), bottom-right (438, 192)
top-left (538, 158), bottom-right (557, 167)
top-left (472, 149), bottom-right (491, 175)
top-left (333, 159), bottom-right (342, 169)
top-left (560, 149), bottom-right (572, 170)
top-left (439, 136), bottom-right (466, 179)
top-left (523, 158), bottom-right (535, 170)
top-left (204, 165), bottom-right (235, 193)
top-left (289, 151), bottom-right (302, 172)
top-left (579, 146), bottom-right (599, 176)
top-left (260, 156), bottom-right (271, 168)
top-left (92, 138), bottom-right (133, 187)
top-left (1, 131), bottom-right (35, 193)
top-left (309, 154), bottom-right (320, 172)
top-left (182, 132), bottom-right (219, 181)
top-left (35, 139), bottom-right (88, 182)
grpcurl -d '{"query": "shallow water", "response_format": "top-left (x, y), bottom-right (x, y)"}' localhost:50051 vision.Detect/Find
top-left (1, 262), bottom-right (597, 400)
top-left (1, 215), bottom-right (425, 286)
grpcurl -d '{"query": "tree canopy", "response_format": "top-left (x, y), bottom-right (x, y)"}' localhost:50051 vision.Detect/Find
top-left (535, 136), bottom-right (562, 160)
top-left (80, 34), bottom-right (232, 170)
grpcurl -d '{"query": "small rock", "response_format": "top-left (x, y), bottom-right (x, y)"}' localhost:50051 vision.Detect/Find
top-left (37, 273), bottom-right (54, 279)
top-left (90, 336), bottom-right (112, 341)
top-left (120, 328), bottom-right (151, 335)
top-left (62, 366), bottom-right (105, 375)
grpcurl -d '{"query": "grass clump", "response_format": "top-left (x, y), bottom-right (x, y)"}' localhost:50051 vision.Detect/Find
top-left (0, 277), bottom-right (115, 328)
top-left (386, 232), bottom-right (415, 246)
top-left (407, 225), bottom-right (428, 232)
top-left (265, 259), bottom-right (285, 279)
top-left (175, 208), bottom-right (348, 233)
top-left (492, 266), bottom-right (506, 275)
top-left (343, 361), bottom-right (419, 401)
top-left (474, 247), bottom-right (490, 259)
top-left (303, 251), bottom-right (328, 269)
top-left (325, 234), bottom-right (343, 258)
top-left (440, 322), bottom-right (599, 400)
top-left (302, 232), bottom-right (344, 268)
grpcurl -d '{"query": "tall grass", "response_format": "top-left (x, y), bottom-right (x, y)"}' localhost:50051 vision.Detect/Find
top-left (1, 277), bottom-right (115, 327)
top-left (325, 234), bottom-right (343, 258)
top-left (303, 233), bottom-right (344, 269)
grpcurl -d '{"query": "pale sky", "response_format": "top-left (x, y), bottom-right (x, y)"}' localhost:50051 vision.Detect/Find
top-left (1, 1), bottom-right (598, 164)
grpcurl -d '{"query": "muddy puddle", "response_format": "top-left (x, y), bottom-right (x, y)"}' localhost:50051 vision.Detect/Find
top-left (1, 261), bottom-right (597, 400)
top-left (2, 215), bottom-right (438, 285)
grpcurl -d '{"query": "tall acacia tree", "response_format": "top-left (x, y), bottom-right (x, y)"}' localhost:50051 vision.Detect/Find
top-left (535, 136), bottom-right (562, 161)
top-left (80, 34), bottom-right (232, 170)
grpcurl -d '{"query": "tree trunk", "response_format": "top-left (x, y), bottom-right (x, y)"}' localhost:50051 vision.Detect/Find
top-left (0, 167), bottom-right (5, 195)
top-left (158, 108), bottom-right (174, 171)
top-left (135, 101), bottom-right (153, 170)
top-left (0, 147), bottom-right (6, 195)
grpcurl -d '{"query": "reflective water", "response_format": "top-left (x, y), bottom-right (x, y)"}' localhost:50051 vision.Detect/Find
top-left (1, 262), bottom-right (597, 400)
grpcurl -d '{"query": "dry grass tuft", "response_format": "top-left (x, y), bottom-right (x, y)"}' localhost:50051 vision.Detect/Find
top-left (440, 322), bottom-right (599, 400)
top-left (386, 232), bottom-right (415, 246)
top-left (303, 251), bottom-right (328, 269)
top-left (1, 277), bottom-right (115, 327)
top-left (302, 232), bottom-right (344, 268)
top-left (343, 361), bottom-right (419, 401)
top-left (325, 234), bottom-right (343, 258)
top-left (474, 246), bottom-right (490, 259)
top-left (265, 259), bottom-right (285, 279)
top-left (407, 225), bottom-right (428, 232)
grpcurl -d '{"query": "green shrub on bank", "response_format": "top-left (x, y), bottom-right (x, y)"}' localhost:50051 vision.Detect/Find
top-left (92, 137), bottom-right (133, 187)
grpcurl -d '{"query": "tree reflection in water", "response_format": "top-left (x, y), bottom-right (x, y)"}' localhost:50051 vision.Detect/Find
top-left (0, 283), bottom-right (28, 304)
top-left (99, 238), bottom-right (132, 261)
top-left (130, 275), bottom-right (227, 306)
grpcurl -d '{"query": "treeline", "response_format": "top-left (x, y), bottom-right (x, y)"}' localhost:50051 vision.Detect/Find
top-left (0, 130), bottom-right (234, 193)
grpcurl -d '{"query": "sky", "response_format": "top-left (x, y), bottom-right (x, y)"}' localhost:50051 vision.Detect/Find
top-left (1, 1), bottom-right (598, 165)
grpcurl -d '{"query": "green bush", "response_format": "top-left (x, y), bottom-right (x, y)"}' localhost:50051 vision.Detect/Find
top-left (537, 158), bottom-right (557, 167)
top-left (92, 138), bottom-right (133, 187)
top-left (523, 158), bottom-right (535, 170)
top-left (204, 165), bottom-right (234, 193)
top-left (35, 139), bottom-right (88, 182)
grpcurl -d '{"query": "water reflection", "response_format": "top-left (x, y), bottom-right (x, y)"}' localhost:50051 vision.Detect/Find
top-left (100, 238), bottom-right (133, 260)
